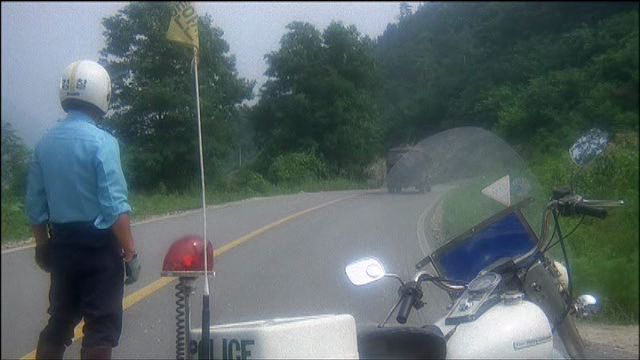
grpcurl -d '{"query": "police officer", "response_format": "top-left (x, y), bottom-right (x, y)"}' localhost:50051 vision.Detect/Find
top-left (26, 60), bottom-right (141, 360)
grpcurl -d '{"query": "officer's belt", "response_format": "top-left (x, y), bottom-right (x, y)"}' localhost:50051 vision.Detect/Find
top-left (49, 221), bottom-right (115, 248)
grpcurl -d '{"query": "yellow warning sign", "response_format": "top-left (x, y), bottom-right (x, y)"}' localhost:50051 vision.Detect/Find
top-left (166, 2), bottom-right (199, 49)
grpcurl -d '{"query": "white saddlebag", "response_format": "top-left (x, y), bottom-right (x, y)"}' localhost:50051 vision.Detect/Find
top-left (210, 314), bottom-right (359, 359)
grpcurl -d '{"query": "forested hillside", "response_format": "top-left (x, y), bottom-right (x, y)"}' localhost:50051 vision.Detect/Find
top-left (375, 2), bottom-right (637, 151)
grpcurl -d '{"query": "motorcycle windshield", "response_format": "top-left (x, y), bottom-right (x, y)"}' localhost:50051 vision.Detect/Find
top-left (430, 205), bottom-right (541, 282)
top-left (388, 127), bottom-right (546, 282)
top-left (209, 126), bottom-right (549, 330)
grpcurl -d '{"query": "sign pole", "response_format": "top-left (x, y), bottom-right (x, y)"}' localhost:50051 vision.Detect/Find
top-left (193, 46), bottom-right (212, 360)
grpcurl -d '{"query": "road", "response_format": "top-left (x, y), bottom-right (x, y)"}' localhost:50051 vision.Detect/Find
top-left (2, 188), bottom-right (451, 359)
top-left (3, 188), bottom-right (637, 359)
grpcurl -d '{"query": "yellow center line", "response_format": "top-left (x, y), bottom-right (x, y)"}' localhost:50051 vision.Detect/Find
top-left (20, 193), bottom-right (360, 359)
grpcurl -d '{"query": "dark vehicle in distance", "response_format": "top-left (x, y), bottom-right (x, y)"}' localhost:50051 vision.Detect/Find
top-left (385, 146), bottom-right (431, 193)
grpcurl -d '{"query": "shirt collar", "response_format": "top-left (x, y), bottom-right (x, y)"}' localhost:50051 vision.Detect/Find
top-left (66, 110), bottom-right (97, 126)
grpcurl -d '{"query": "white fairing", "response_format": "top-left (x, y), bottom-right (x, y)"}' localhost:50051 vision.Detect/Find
top-left (446, 300), bottom-right (553, 359)
top-left (210, 314), bottom-right (359, 359)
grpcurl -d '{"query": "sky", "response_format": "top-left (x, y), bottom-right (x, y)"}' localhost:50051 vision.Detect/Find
top-left (1, 1), bottom-right (421, 148)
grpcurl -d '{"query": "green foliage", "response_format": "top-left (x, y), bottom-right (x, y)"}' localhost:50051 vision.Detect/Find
top-left (573, 255), bottom-right (639, 323)
top-left (578, 133), bottom-right (639, 201)
top-left (100, 2), bottom-right (253, 191)
top-left (251, 21), bottom-right (383, 177)
top-left (219, 168), bottom-right (272, 194)
top-left (1, 122), bottom-right (31, 242)
top-left (1, 121), bottom-right (31, 197)
top-left (128, 190), bottom-right (201, 221)
top-left (1, 175), bottom-right (365, 244)
top-left (484, 10), bottom-right (639, 151)
top-left (1, 194), bottom-right (30, 242)
top-left (375, 3), bottom-right (638, 148)
top-left (268, 152), bottom-right (327, 185)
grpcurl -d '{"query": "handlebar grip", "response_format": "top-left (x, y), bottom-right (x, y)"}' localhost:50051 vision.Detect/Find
top-left (575, 203), bottom-right (607, 219)
top-left (396, 294), bottom-right (414, 324)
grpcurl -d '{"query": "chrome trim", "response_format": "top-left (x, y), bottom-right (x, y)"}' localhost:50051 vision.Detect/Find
top-left (384, 273), bottom-right (405, 286)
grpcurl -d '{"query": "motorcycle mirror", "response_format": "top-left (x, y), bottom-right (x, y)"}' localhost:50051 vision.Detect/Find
top-left (345, 258), bottom-right (386, 286)
top-left (575, 294), bottom-right (601, 318)
top-left (569, 129), bottom-right (609, 167)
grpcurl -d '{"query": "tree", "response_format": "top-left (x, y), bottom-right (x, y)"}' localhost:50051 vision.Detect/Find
top-left (251, 21), bottom-right (383, 176)
top-left (484, 10), bottom-right (639, 150)
top-left (399, 2), bottom-right (413, 20)
top-left (1, 121), bottom-right (31, 197)
top-left (374, 2), bottom-right (638, 148)
top-left (100, 2), bottom-right (253, 191)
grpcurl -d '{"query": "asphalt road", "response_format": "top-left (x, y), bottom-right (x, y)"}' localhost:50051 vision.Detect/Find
top-left (3, 187), bottom-right (638, 360)
top-left (2, 188), bottom-right (451, 359)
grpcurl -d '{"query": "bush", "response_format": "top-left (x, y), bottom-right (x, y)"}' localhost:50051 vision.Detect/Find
top-left (268, 152), bottom-right (328, 184)
top-left (1, 194), bottom-right (31, 242)
top-left (220, 168), bottom-right (272, 194)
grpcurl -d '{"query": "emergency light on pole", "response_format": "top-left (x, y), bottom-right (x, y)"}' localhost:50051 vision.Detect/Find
top-left (161, 3), bottom-right (214, 360)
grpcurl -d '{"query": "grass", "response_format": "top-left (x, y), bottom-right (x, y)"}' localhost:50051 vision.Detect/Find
top-left (130, 176), bottom-right (367, 223)
top-left (1, 177), bottom-right (367, 245)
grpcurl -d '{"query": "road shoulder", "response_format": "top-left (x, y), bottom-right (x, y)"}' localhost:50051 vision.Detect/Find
top-left (578, 322), bottom-right (639, 359)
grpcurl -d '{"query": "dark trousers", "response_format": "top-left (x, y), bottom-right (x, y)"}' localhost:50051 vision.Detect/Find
top-left (38, 223), bottom-right (124, 348)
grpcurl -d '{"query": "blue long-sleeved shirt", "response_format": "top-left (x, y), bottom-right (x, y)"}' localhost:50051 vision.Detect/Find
top-left (25, 110), bottom-right (131, 229)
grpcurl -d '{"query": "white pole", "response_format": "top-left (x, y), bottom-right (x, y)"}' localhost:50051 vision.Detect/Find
top-left (193, 46), bottom-right (210, 296)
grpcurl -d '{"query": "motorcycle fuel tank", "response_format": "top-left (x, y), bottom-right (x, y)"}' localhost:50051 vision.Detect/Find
top-left (446, 295), bottom-right (553, 359)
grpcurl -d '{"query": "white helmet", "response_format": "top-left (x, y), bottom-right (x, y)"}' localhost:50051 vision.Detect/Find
top-left (59, 60), bottom-right (111, 115)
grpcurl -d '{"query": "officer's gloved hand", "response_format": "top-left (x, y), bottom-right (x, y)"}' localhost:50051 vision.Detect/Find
top-left (35, 243), bottom-right (52, 272)
top-left (125, 254), bottom-right (141, 285)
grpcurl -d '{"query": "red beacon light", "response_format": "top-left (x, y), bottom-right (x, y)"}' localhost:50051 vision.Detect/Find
top-left (161, 234), bottom-right (214, 277)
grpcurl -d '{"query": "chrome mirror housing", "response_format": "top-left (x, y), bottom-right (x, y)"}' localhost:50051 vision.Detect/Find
top-left (569, 129), bottom-right (609, 167)
top-left (575, 294), bottom-right (601, 318)
top-left (345, 258), bottom-right (386, 286)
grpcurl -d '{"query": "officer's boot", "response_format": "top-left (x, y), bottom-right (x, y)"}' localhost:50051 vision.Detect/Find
top-left (35, 339), bottom-right (65, 360)
top-left (80, 346), bottom-right (112, 360)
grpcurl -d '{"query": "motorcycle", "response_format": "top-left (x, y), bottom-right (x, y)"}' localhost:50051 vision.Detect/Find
top-left (158, 127), bottom-right (623, 359)
top-left (345, 127), bottom-right (624, 359)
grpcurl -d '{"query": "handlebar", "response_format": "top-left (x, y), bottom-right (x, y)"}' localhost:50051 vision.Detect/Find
top-left (414, 271), bottom-right (467, 292)
top-left (574, 203), bottom-right (607, 219)
top-left (394, 281), bottom-right (424, 324)
top-left (552, 192), bottom-right (623, 219)
top-left (390, 274), bottom-right (465, 325)
top-left (396, 294), bottom-right (414, 324)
